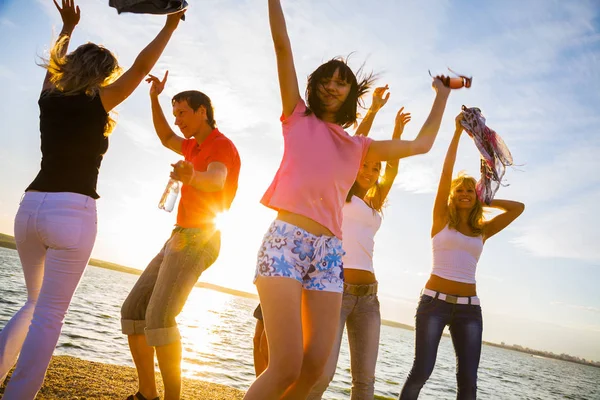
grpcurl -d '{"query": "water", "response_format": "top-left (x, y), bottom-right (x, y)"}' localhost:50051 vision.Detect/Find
top-left (0, 247), bottom-right (598, 399)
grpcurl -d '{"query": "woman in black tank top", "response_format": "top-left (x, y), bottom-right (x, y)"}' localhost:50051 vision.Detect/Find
top-left (0, 2), bottom-right (185, 399)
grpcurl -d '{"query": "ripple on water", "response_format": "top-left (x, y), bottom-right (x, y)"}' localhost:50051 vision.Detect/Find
top-left (0, 247), bottom-right (598, 400)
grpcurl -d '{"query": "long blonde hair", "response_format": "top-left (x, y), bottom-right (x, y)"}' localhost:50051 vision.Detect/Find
top-left (39, 37), bottom-right (123, 135)
top-left (447, 174), bottom-right (484, 235)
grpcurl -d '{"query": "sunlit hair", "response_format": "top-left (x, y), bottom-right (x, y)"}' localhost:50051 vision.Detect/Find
top-left (447, 173), bottom-right (484, 235)
top-left (346, 161), bottom-right (385, 214)
top-left (172, 90), bottom-right (216, 129)
top-left (305, 57), bottom-right (376, 129)
top-left (39, 37), bottom-right (123, 135)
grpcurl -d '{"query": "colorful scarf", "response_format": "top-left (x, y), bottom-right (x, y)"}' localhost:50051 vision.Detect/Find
top-left (459, 105), bottom-right (513, 205)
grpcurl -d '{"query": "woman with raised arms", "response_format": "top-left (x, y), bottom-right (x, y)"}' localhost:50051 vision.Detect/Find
top-left (399, 113), bottom-right (524, 399)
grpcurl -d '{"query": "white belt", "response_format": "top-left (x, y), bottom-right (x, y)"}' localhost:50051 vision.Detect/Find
top-left (422, 288), bottom-right (481, 306)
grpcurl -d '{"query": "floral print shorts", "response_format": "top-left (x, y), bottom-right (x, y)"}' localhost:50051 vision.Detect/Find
top-left (254, 220), bottom-right (345, 292)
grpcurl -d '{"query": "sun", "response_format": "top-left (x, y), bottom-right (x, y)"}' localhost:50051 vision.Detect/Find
top-left (214, 211), bottom-right (231, 232)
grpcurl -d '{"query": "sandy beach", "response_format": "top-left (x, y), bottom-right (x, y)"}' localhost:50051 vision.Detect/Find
top-left (0, 355), bottom-right (244, 400)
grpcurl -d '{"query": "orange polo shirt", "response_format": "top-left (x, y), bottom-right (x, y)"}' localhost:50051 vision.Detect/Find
top-left (177, 128), bottom-right (241, 228)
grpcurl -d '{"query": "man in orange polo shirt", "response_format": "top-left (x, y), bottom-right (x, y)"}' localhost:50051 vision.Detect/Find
top-left (121, 71), bottom-right (241, 400)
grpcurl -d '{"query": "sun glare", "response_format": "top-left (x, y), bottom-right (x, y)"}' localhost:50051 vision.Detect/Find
top-left (214, 211), bottom-right (231, 232)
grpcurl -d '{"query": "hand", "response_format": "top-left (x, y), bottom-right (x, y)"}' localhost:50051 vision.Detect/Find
top-left (165, 9), bottom-right (186, 31)
top-left (455, 112), bottom-right (464, 134)
top-left (146, 71), bottom-right (168, 98)
top-left (393, 107), bottom-right (411, 137)
top-left (431, 77), bottom-right (451, 97)
top-left (370, 85), bottom-right (390, 112)
top-left (53, 0), bottom-right (80, 32)
top-left (170, 160), bottom-right (195, 185)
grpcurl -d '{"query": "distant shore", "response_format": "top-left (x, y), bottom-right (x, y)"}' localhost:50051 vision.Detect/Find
top-left (0, 355), bottom-right (244, 399)
top-left (1, 233), bottom-right (598, 368)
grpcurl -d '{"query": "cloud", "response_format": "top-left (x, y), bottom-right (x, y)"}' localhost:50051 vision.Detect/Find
top-left (508, 138), bottom-right (600, 206)
top-left (513, 188), bottom-right (600, 262)
top-left (114, 118), bottom-right (162, 153)
top-left (551, 301), bottom-right (600, 314)
top-left (0, 64), bottom-right (15, 79)
top-left (0, 18), bottom-right (16, 28)
top-left (394, 159), bottom-right (439, 194)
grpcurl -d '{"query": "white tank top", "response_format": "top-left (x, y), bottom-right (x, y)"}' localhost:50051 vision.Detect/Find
top-left (341, 196), bottom-right (382, 273)
top-left (431, 225), bottom-right (484, 284)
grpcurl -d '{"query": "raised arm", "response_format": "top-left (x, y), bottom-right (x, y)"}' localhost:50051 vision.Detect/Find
top-left (371, 107), bottom-right (411, 210)
top-left (99, 11), bottom-right (184, 112)
top-left (146, 71), bottom-right (184, 155)
top-left (354, 85), bottom-right (390, 137)
top-left (431, 113), bottom-right (464, 237)
top-left (42, 0), bottom-right (80, 92)
top-left (269, 0), bottom-right (301, 118)
top-left (364, 78), bottom-right (450, 162)
top-left (482, 199), bottom-right (525, 242)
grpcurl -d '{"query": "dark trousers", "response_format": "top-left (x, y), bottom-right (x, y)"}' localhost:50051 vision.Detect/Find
top-left (400, 295), bottom-right (483, 400)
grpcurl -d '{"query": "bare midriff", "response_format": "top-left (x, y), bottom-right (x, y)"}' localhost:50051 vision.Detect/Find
top-left (276, 210), bottom-right (334, 237)
top-left (344, 268), bottom-right (377, 285)
top-left (425, 274), bottom-right (477, 297)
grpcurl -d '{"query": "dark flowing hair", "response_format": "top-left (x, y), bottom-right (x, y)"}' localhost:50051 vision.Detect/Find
top-left (172, 90), bottom-right (216, 129)
top-left (345, 161), bottom-right (385, 214)
top-left (305, 57), bottom-right (376, 129)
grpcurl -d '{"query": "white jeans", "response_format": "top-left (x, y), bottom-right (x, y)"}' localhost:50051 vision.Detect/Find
top-left (0, 192), bottom-right (97, 400)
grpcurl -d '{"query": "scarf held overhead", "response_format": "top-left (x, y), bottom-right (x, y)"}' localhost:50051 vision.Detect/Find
top-left (109, 0), bottom-right (188, 19)
top-left (459, 105), bottom-right (513, 205)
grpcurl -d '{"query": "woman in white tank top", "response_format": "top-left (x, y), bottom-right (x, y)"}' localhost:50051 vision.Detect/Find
top-left (309, 86), bottom-right (411, 399)
top-left (399, 113), bottom-right (525, 399)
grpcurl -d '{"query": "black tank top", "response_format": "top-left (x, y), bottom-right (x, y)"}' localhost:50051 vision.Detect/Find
top-left (27, 90), bottom-right (109, 199)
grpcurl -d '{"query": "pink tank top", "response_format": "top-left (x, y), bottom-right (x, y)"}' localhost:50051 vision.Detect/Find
top-left (261, 100), bottom-right (372, 238)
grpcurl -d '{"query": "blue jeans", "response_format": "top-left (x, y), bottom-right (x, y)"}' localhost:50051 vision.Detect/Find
top-left (400, 295), bottom-right (483, 400)
top-left (307, 289), bottom-right (381, 400)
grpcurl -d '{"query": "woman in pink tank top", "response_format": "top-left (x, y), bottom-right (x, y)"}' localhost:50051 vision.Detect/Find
top-left (245, 2), bottom-right (454, 399)
top-left (399, 113), bottom-right (525, 399)
top-left (307, 87), bottom-right (411, 399)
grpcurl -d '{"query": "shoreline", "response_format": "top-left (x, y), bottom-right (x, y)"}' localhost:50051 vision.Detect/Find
top-left (1, 234), bottom-right (599, 368)
top-left (0, 355), bottom-right (244, 399)
top-left (0, 233), bottom-right (411, 330)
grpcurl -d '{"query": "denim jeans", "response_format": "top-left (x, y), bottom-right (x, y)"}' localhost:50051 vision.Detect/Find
top-left (0, 192), bottom-right (97, 400)
top-left (121, 227), bottom-right (220, 346)
top-left (308, 289), bottom-right (381, 400)
top-left (400, 295), bottom-right (483, 400)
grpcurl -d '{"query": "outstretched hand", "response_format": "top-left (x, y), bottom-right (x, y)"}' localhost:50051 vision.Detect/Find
top-left (146, 71), bottom-right (169, 98)
top-left (171, 160), bottom-right (195, 185)
top-left (431, 77), bottom-right (451, 97)
top-left (370, 85), bottom-right (390, 112)
top-left (53, 0), bottom-right (80, 31)
top-left (393, 107), bottom-right (411, 137)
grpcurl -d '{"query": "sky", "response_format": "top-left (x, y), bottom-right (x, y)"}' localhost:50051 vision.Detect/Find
top-left (0, 0), bottom-right (599, 362)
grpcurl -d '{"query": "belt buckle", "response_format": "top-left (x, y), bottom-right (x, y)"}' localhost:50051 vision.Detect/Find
top-left (445, 294), bottom-right (458, 304)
